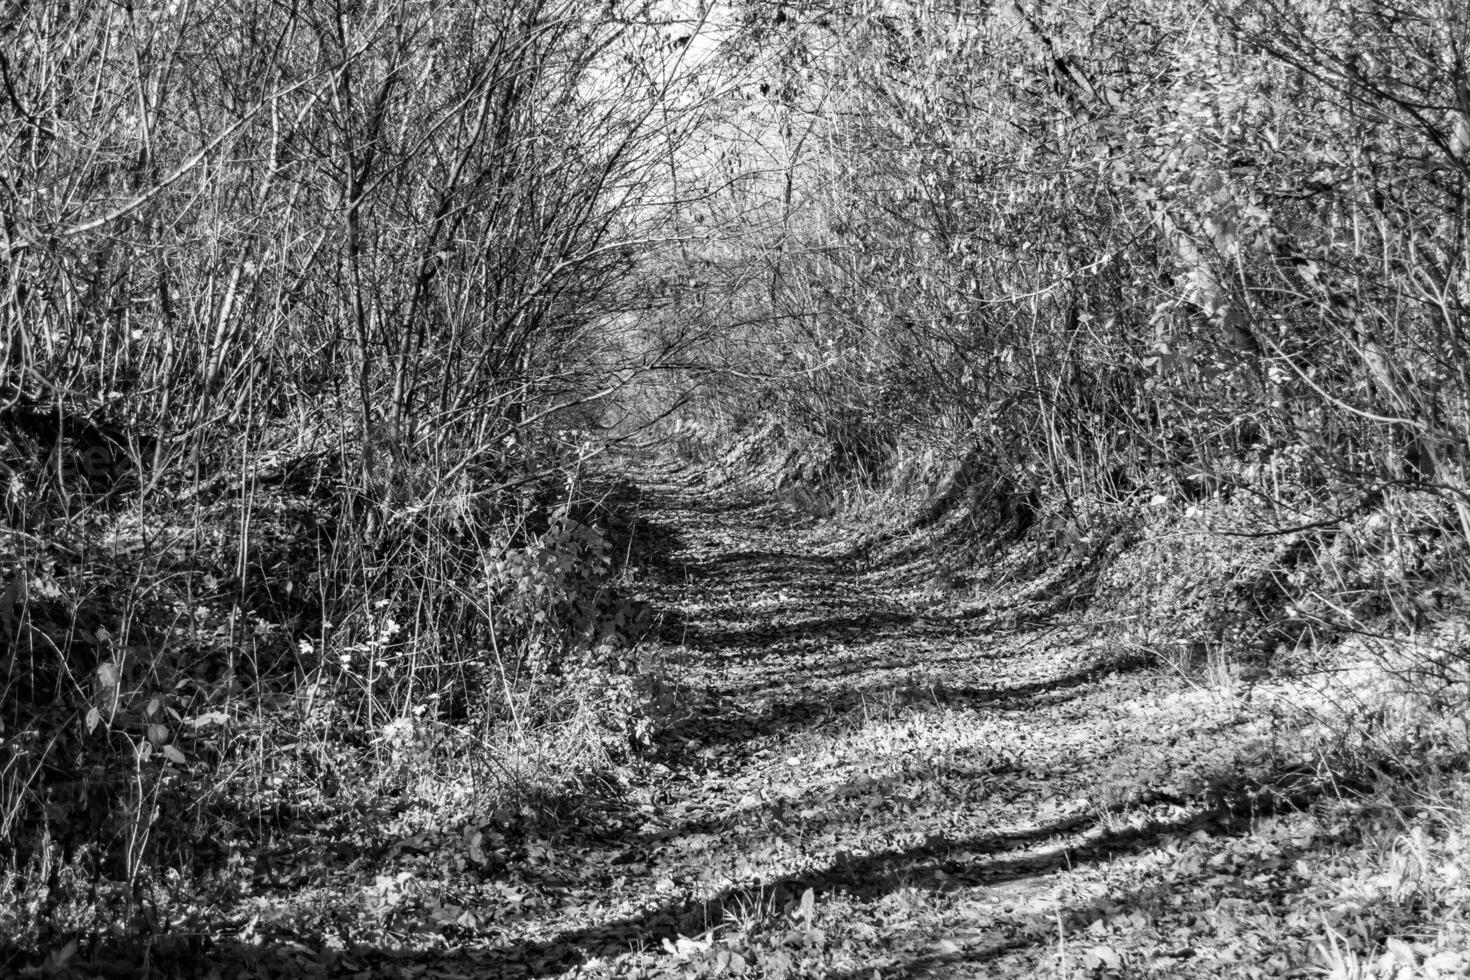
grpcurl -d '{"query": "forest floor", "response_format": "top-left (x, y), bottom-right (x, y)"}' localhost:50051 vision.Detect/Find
top-left (29, 455), bottom-right (1462, 979)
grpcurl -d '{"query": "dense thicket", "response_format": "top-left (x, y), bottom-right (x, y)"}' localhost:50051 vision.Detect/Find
top-left (683, 0), bottom-right (1468, 490)
top-left (0, 0), bottom-right (717, 930)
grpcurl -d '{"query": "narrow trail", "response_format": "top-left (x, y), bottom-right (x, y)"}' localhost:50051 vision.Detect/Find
top-left (518, 460), bottom-right (1307, 979)
top-left (300, 459), bottom-right (1323, 980)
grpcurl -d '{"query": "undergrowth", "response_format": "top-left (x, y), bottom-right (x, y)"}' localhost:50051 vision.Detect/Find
top-left (0, 421), bottom-right (680, 959)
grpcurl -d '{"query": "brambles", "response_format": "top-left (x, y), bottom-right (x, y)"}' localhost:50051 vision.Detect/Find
top-left (0, 0), bottom-right (710, 954)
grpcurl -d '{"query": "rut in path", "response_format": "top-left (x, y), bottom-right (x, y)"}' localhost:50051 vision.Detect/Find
top-left (499, 461), bottom-right (1302, 979)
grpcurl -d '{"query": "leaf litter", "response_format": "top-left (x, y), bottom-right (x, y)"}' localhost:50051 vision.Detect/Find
top-left (21, 460), bottom-right (1469, 978)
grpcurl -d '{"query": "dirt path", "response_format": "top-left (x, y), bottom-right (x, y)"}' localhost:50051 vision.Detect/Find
top-left (503, 460), bottom-right (1318, 979)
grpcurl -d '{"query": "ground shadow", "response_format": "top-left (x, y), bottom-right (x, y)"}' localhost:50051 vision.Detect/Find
top-left (658, 647), bottom-right (1155, 754)
top-left (12, 764), bottom-right (1333, 978)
